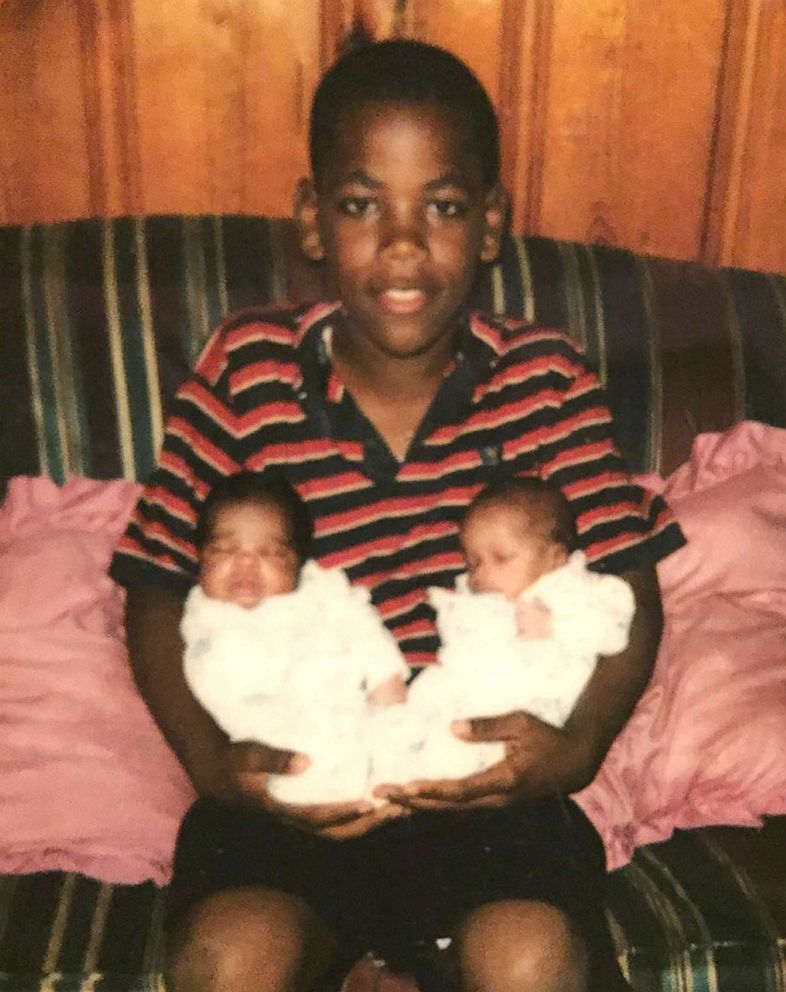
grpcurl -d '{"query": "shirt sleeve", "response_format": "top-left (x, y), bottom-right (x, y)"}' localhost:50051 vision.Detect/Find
top-left (110, 325), bottom-right (244, 595)
top-left (528, 332), bottom-right (685, 574)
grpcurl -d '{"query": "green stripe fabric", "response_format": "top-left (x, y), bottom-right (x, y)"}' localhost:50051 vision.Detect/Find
top-left (4, 215), bottom-right (786, 492)
top-left (606, 831), bottom-right (786, 991)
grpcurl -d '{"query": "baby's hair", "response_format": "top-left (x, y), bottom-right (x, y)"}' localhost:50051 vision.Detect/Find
top-left (464, 475), bottom-right (578, 552)
top-left (195, 471), bottom-right (313, 565)
top-left (309, 39), bottom-right (500, 192)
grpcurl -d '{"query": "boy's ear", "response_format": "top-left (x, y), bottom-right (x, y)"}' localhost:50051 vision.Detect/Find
top-left (294, 178), bottom-right (326, 261)
top-left (480, 185), bottom-right (508, 263)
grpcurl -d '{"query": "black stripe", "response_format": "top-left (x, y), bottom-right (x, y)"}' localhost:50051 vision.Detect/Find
top-left (0, 226), bottom-right (39, 491)
top-left (730, 268), bottom-right (786, 428)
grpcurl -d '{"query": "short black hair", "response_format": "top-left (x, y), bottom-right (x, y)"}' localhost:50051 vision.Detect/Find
top-left (310, 39), bottom-right (500, 191)
top-left (463, 475), bottom-right (578, 552)
top-left (195, 471), bottom-right (313, 566)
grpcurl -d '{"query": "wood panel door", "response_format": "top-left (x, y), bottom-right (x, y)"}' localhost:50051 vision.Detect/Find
top-left (1, 0), bottom-right (784, 272)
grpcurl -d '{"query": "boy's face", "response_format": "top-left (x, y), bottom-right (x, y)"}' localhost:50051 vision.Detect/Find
top-left (199, 501), bottom-right (299, 609)
top-left (298, 100), bottom-right (505, 362)
top-left (460, 502), bottom-right (568, 601)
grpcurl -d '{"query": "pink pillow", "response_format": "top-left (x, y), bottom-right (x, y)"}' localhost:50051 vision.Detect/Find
top-left (643, 421), bottom-right (786, 604)
top-left (0, 476), bottom-right (195, 885)
top-left (576, 422), bottom-right (786, 869)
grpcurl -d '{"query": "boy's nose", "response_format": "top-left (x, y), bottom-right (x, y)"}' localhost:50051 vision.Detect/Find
top-left (379, 208), bottom-right (427, 258)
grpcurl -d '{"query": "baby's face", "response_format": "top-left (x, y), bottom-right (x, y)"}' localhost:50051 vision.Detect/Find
top-left (460, 503), bottom-right (567, 600)
top-left (199, 502), bottom-right (299, 608)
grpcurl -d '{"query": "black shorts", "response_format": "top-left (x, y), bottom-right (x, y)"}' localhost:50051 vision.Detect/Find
top-left (167, 798), bottom-right (628, 991)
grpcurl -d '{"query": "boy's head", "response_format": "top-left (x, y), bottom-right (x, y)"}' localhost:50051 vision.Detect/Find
top-left (195, 472), bottom-right (313, 609)
top-left (460, 476), bottom-right (578, 600)
top-left (308, 40), bottom-right (500, 194)
top-left (296, 40), bottom-right (507, 363)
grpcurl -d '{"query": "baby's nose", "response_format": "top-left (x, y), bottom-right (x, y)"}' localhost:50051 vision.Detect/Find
top-left (468, 568), bottom-right (488, 593)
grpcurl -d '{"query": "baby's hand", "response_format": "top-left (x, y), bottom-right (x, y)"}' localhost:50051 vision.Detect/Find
top-left (515, 597), bottom-right (553, 639)
top-left (368, 673), bottom-right (408, 705)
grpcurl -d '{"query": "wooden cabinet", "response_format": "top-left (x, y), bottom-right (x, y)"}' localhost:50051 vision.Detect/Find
top-left (1, 0), bottom-right (784, 272)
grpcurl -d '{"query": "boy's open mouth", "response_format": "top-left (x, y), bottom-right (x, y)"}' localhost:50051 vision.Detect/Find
top-left (377, 287), bottom-right (428, 314)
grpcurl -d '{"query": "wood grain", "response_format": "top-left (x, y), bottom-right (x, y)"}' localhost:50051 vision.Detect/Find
top-left (0, 0), bottom-right (783, 271)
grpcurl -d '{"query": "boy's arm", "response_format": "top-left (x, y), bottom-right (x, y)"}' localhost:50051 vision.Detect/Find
top-left (126, 585), bottom-right (404, 836)
top-left (126, 585), bottom-right (271, 804)
top-left (382, 563), bottom-right (662, 808)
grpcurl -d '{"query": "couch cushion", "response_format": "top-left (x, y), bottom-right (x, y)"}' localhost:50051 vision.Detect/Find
top-left (2, 825), bottom-right (785, 992)
top-left (3, 217), bottom-right (786, 492)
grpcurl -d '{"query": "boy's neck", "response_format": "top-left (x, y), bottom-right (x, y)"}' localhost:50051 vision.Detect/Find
top-left (331, 327), bottom-right (458, 461)
top-left (330, 323), bottom-right (458, 399)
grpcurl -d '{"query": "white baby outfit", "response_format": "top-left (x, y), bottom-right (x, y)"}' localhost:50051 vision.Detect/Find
top-left (182, 560), bottom-right (409, 804)
top-left (370, 551), bottom-right (635, 784)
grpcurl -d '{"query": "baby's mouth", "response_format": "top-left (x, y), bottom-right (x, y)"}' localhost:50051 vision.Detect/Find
top-left (377, 287), bottom-right (429, 314)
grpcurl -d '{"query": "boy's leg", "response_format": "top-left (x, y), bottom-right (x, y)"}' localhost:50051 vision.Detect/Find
top-left (355, 801), bottom-right (629, 992)
top-left (164, 800), bottom-right (373, 992)
top-left (454, 899), bottom-right (588, 992)
top-left (166, 886), bottom-right (337, 992)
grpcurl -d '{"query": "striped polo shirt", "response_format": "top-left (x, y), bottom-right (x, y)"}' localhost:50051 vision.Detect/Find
top-left (111, 301), bottom-right (684, 667)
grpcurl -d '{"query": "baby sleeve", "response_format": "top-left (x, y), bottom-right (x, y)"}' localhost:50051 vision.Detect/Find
top-left (535, 552), bottom-right (636, 657)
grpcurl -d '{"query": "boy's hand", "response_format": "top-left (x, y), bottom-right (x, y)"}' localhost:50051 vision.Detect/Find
top-left (227, 740), bottom-right (407, 839)
top-left (379, 712), bottom-right (597, 811)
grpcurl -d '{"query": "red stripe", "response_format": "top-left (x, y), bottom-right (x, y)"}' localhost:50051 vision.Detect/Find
top-left (178, 380), bottom-right (236, 428)
top-left (579, 499), bottom-right (643, 529)
top-left (403, 651), bottom-right (438, 667)
top-left (226, 320), bottom-right (297, 350)
top-left (319, 524), bottom-right (456, 571)
top-left (330, 549), bottom-right (463, 585)
top-left (146, 521), bottom-right (196, 561)
top-left (431, 393), bottom-right (557, 444)
top-left (562, 473), bottom-right (624, 500)
top-left (159, 450), bottom-right (197, 488)
top-left (302, 471), bottom-right (373, 499)
top-left (375, 588), bottom-right (425, 619)
top-left (400, 449), bottom-right (484, 480)
top-left (146, 485), bottom-right (194, 525)
top-left (245, 439), bottom-right (338, 469)
top-left (296, 301), bottom-right (342, 342)
top-left (390, 617), bottom-right (434, 639)
top-left (168, 418), bottom-right (240, 475)
top-left (231, 360), bottom-right (300, 394)
top-left (116, 534), bottom-right (187, 574)
top-left (236, 402), bottom-right (305, 435)
top-left (316, 488), bottom-right (474, 538)
top-left (195, 333), bottom-right (229, 385)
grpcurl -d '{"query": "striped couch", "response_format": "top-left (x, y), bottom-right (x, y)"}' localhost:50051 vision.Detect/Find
top-left (2, 215), bottom-right (786, 992)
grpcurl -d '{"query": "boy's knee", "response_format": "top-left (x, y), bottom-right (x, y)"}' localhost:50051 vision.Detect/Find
top-left (456, 899), bottom-right (588, 992)
top-left (166, 887), bottom-right (335, 992)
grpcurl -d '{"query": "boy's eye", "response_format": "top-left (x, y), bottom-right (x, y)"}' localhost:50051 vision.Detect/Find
top-left (337, 195), bottom-right (378, 218)
top-left (426, 198), bottom-right (468, 220)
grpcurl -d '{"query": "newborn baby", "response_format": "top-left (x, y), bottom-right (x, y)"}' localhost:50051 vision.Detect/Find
top-left (369, 476), bottom-right (635, 785)
top-left (181, 471), bottom-right (408, 804)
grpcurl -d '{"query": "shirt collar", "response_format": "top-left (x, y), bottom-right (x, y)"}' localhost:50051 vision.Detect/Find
top-left (293, 303), bottom-right (508, 398)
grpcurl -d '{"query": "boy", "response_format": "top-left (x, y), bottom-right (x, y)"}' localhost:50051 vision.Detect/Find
top-left (182, 471), bottom-right (408, 805)
top-left (112, 39), bottom-right (683, 992)
top-left (394, 476), bottom-right (635, 783)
